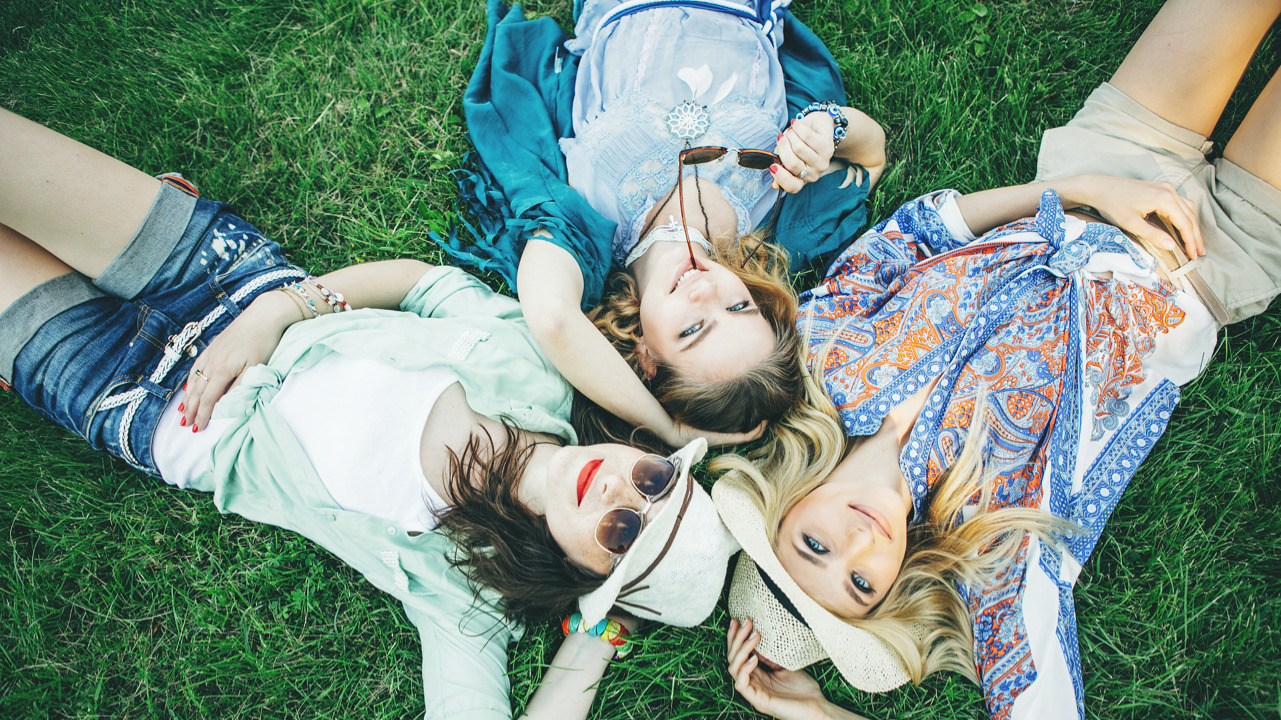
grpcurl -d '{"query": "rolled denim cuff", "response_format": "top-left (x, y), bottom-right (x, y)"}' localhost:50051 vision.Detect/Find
top-left (95, 181), bottom-right (198, 300)
top-left (0, 273), bottom-right (105, 383)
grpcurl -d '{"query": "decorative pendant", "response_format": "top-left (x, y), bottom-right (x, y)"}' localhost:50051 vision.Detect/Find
top-left (666, 101), bottom-right (710, 142)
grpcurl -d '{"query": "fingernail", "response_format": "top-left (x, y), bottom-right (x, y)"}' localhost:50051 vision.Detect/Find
top-left (178, 403), bottom-right (184, 412)
top-left (183, 383), bottom-right (187, 391)
top-left (790, 119), bottom-right (796, 126)
top-left (776, 133), bottom-right (783, 141)
top-left (768, 164), bottom-right (779, 174)
top-left (179, 417), bottom-right (186, 427)
top-left (192, 425), bottom-right (198, 433)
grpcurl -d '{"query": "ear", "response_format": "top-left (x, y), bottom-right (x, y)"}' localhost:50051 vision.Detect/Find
top-left (633, 336), bottom-right (659, 380)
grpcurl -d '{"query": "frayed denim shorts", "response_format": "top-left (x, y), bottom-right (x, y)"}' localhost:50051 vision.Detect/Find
top-left (0, 181), bottom-right (306, 476)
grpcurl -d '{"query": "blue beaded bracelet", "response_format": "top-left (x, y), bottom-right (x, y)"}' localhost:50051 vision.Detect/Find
top-left (796, 101), bottom-right (849, 148)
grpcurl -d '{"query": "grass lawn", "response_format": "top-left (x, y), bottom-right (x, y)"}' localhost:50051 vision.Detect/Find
top-left (1, 1), bottom-right (1279, 718)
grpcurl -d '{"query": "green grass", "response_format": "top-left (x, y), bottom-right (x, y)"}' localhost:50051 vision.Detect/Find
top-left (1, 0), bottom-right (1279, 718)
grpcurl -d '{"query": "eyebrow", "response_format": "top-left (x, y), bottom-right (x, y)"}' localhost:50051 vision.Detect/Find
top-left (681, 306), bottom-right (760, 352)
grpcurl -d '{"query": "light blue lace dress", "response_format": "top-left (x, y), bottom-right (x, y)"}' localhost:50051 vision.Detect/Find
top-left (562, 0), bottom-right (790, 262)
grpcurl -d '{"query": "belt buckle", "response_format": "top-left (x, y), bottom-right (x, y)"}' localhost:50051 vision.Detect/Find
top-left (164, 320), bottom-right (203, 361)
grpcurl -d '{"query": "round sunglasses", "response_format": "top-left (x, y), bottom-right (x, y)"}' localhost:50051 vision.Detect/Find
top-left (594, 453), bottom-right (683, 560)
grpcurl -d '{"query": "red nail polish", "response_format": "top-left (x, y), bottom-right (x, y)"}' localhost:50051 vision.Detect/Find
top-left (183, 382), bottom-right (187, 391)
top-left (178, 403), bottom-right (184, 412)
top-left (769, 164), bottom-right (779, 174)
top-left (179, 417), bottom-right (186, 427)
top-left (192, 425), bottom-right (198, 433)
top-left (790, 119), bottom-right (796, 127)
top-left (777, 133), bottom-right (783, 141)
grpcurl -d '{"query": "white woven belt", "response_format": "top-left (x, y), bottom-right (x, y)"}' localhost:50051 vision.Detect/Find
top-left (98, 267), bottom-right (306, 467)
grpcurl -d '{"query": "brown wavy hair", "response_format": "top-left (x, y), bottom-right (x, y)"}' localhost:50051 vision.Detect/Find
top-left (577, 232), bottom-right (803, 446)
top-left (435, 423), bottom-right (606, 624)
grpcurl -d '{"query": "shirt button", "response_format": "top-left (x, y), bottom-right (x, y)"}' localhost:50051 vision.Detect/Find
top-left (386, 526), bottom-right (397, 536)
top-left (329, 514), bottom-right (337, 522)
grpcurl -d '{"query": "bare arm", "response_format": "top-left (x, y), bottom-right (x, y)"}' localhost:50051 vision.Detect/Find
top-left (181, 259), bottom-right (434, 430)
top-left (518, 633), bottom-right (616, 720)
top-left (955, 173), bottom-right (1204, 256)
top-left (517, 237), bottom-right (686, 444)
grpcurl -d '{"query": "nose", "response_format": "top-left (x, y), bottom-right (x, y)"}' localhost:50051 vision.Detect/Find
top-left (686, 274), bottom-right (716, 303)
top-left (601, 471), bottom-right (642, 509)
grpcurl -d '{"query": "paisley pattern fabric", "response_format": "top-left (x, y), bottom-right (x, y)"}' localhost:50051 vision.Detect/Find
top-left (799, 190), bottom-right (1218, 719)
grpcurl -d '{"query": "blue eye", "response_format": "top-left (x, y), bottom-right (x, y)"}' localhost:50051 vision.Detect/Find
top-left (680, 322), bottom-right (703, 339)
top-left (852, 572), bottom-right (873, 595)
top-left (729, 301), bottom-right (750, 312)
top-left (803, 534), bottom-right (828, 554)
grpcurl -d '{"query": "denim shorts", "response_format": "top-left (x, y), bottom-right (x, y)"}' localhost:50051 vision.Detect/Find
top-left (0, 181), bottom-right (306, 475)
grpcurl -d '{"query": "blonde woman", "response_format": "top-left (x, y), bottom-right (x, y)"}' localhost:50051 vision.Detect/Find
top-left (713, 1), bottom-right (1281, 717)
top-left (443, 0), bottom-right (886, 449)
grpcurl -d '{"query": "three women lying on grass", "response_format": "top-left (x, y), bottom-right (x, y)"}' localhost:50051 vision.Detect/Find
top-left (715, 0), bottom-right (1281, 718)
top-left (0, 108), bottom-right (742, 720)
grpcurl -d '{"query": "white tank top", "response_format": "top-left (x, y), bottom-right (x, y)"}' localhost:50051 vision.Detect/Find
top-left (152, 354), bottom-right (456, 532)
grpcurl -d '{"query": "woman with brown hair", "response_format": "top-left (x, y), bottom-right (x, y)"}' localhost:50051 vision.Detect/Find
top-left (0, 107), bottom-right (740, 719)
top-left (713, 0), bottom-right (1281, 717)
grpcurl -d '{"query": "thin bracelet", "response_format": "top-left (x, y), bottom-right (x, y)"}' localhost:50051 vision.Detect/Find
top-left (276, 287), bottom-right (311, 322)
top-left (561, 612), bottom-right (632, 660)
top-left (282, 282), bottom-right (320, 318)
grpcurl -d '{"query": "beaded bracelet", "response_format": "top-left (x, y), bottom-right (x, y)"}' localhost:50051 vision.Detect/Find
top-left (796, 101), bottom-right (849, 148)
top-left (308, 276), bottom-right (351, 313)
top-left (561, 612), bottom-right (632, 660)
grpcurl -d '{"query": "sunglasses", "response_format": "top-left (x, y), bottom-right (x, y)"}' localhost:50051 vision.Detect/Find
top-left (677, 146), bottom-right (786, 269)
top-left (594, 453), bottom-right (683, 561)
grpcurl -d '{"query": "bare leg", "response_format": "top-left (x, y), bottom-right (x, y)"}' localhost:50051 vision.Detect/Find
top-left (0, 108), bottom-right (161, 279)
top-left (0, 223), bottom-right (75, 315)
top-left (1223, 69), bottom-right (1281, 188)
top-left (1109, 0), bottom-right (1281, 137)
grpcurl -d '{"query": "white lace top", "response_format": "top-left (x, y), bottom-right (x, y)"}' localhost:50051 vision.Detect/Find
top-left (561, 0), bottom-right (789, 260)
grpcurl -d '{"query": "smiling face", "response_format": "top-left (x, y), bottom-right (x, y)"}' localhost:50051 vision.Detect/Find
top-left (633, 245), bottom-right (775, 383)
top-left (540, 443), bottom-right (675, 576)
top-left (775, 449), bottom-right (912, 619)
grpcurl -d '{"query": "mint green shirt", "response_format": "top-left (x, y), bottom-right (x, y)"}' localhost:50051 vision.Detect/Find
top-left (187, 267), bottom-right (576, 719)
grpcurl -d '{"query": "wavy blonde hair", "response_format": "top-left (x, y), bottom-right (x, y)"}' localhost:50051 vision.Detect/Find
top-left (714, 324), bottom-right (1077, 684)
top-left (576, 231), bottom-right (804, 444)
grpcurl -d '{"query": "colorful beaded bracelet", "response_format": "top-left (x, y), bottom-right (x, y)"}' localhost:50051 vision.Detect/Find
top-left (796, 101), bottom-right (849, 148)
top-left (561, 612), bottom-right (632, 660)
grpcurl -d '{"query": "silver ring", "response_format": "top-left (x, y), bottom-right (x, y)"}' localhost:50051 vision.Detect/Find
top-left (194, 368), bottom-right (208, 381)
top-left (799, 167), bottom-right (809, 180)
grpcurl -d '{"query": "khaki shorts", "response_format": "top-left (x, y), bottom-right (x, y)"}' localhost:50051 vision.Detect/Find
top-left (1036, 82), bottom-right (1281, 325)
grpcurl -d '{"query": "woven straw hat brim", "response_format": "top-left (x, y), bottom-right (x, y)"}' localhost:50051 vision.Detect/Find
top-left (580, 438), bottom-right (739, 627)
top-left (713, 480), bottom-right (912, 692)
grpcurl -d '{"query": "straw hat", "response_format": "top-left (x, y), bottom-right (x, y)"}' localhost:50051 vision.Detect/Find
top-left (713, 480), bottom-right (913, 692)
top-left (578, 438), bottom-right (741, 627)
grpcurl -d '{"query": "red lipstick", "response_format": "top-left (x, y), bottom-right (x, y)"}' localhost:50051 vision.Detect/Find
top-left (577, 458), bottom-right (603, 506)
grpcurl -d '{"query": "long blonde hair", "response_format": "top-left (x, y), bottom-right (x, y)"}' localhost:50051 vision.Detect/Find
top-left (714, 324), bottom-right (1077, 684)
top-left (576, 232), bottom-right (804, 444)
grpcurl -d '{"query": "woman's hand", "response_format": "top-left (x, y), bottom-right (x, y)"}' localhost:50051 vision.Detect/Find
top-left (773, 106), bottom-right (886, 195)
top-left (727, 618), bottom-right (837, 720)
top-left (180, 291), bottom-right (301, 432)
top-left (1068, 174), bottom-right (1205, 258)
top-left (665, 419), bottom-right (768, 449)
top-left (772, 113), bottom-right (838, 194)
